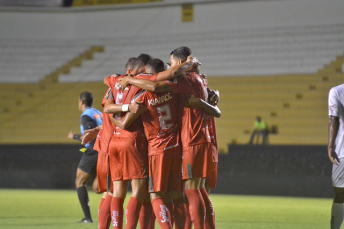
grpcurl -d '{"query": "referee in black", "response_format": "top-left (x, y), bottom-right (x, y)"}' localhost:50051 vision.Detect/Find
top-left (68, 92), bottom-right (103, 223)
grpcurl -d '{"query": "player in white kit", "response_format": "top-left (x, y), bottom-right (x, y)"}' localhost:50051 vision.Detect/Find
top-left (328, 84), bottom-right (344, 229)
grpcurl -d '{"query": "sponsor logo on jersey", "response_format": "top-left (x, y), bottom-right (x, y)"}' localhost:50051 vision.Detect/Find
top-left (148, 93), bottom-right (172, 106)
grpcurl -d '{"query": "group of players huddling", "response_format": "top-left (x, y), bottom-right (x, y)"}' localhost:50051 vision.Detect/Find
top-left (80, 46), bottom-right (221, 229)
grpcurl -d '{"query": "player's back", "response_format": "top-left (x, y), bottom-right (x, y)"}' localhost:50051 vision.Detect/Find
top-left (106, 74), bottom-right (145, 138)
top-left (135, 89), bottom-right (180, 155)
top-left (172, 72), bottom-right (214, 147)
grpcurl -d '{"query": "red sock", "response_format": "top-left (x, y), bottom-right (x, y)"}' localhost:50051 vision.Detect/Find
top-left (151, 197), bottom-right (172, 229)
top-left (200, 189), bottom-right (216, 229)
top-left (184, 202), bottom-right (193, 229)
top-left (111, 197), bottom-right (124, 229)
top-left (165, 202), bottom-right (174, 227)
top-left (173, 197), bottom-right (186, 229)
top-left (149, 210), bottom-right (156, 229)
top-left (184, 189), bottom-right (205, 229)
top-left (99, 195), bottom-right (112, 229)
top-left (125, 197), bottom-right (142, 229)
top-left (139, 201), bottom-right (155, 229)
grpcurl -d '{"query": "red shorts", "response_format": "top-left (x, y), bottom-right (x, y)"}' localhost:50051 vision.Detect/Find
top-left (108, 135), bottom-right (148, 181)
top-left (182, 143), bottom-right (217, 181)
top-left (148, 148), bottom-right (182, 193)
top-left (206, 144), bottom-right (218, 188)
top-left (97, 150), bottom-right (113, 193)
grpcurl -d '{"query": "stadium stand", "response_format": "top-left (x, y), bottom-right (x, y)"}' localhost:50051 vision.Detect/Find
top-left (58, 23), bottom-right (344, 82)
top-left (0, 3), bottom-right (344, 154)
top-left (0, 38), bottom-right (101, 83)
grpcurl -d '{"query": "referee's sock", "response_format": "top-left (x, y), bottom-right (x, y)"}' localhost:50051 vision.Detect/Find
top-left (184, 189), bottom-right (205, 229)
top-left (111, 197), bottom-right (124, 229)
top-left (126, 197), bottom-right (142, 229)
top-left (99, 194), bottom-right (112, 229)
top-left (200, 188), bottom-right (216, 229)
top-left (77, 187), bottom-right (92, 220)
top-left (331, 202), bottom-right (344, 229)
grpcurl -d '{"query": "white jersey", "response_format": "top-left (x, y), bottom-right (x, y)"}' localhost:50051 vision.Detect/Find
top-left (328, 84), bottom-right (344, 158)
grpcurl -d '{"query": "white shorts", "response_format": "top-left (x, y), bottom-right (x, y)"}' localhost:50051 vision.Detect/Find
top-left (332, 159), bottom-right (344, 187)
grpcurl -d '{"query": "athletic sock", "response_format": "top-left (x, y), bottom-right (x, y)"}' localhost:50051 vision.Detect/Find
top-left (173, 197), bottom-right (186, 229)
top-left (184, 189), bottom-right (205, 229)
top-left (77, 187), bottom-right (92, 220)
top-left (184, 202), bottom-right (193, 229)
top-left (331, 202), bottom-right (344, 229)
top-left (99, 195), bottom-right (112, 229)
top-left (200, 188), bottom-right (216, 229)
top-left (98, 198), bottom-right (105, 228)
top-left (151, 197), bottom-right (172, 229)
top-left (149, 209), bottom-right (156, 229)
top-left (139, 201), bottom-right (154, 229)
top-left (125, 197), bottom-right (142, 229)
top-left (165, 202), bottom-right (174, 227)
top-left (111, 197), bottom-right (124, 229)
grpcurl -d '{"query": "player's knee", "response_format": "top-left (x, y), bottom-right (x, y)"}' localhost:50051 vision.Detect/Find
top-left (75, 177), bottom-right (87, 188)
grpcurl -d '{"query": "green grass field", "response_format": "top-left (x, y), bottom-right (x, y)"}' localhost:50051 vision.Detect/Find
top-left (0, 189), bottom-right (332, 229)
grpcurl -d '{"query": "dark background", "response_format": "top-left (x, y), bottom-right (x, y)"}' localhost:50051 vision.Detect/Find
top-left (0, 144), bottom-right (333, 198)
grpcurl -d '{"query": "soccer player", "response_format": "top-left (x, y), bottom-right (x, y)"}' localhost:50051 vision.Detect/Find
top-left (328, 83), bottom-right (344, 229)
top-left (81, 82), bottom-right (146, 229)
top-left (111, 58), bottom-right (187, 229)
top-left (119, 47), bottom-right (220, 229)
top-left (105, 58), bottom-right (196, 228)
top-left (67, 91), bottom-right (103, 223)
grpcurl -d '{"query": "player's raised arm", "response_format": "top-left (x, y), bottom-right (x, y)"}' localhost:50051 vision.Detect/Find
top-left (110, 111), bottom-right (140, 130)
top-left (155, 55), bottom-right (200, 81)
top-left (120, 76), bottom-right (172, 93)
top-left (328, 115), bottom-right (340, 165)
top-left (184, 95), bottom-right (221, 118)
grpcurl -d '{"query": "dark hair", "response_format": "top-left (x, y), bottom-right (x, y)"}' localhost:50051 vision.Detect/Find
top-left (137, 53), bottom-right (152, 65)
top-left (146, 58), bottom-right (165, 74)
top-left (80, 91), bottom-right (93, 107)
top-left (135, 53), bottom-right (152, 71)
top-left (125, 57), bottom-right (138, 71)
top-left (170, 46), bottom-right (192, 62)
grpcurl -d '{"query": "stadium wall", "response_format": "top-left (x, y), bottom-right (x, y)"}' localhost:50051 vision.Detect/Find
top-left (0, 0), bottom-right (343, 40)
top-left (0, 144), bottom-right (333, 198)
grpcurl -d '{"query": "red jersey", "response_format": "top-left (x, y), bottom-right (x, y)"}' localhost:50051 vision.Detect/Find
top-left (106, 75), bottom-right (146, 139)
top-left (133, 74), bottom-right (180, 155)
top-left (168, 72), bottom-right (216, 148)
top-left (93, 81), bottom-right (116, 154)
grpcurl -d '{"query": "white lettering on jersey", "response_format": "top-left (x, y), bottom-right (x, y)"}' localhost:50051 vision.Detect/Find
top-left (148, 93), bottom-right (172, 106)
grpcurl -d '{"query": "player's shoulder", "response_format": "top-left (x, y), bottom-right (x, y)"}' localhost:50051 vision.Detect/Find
top-left (135, 73), bottom-right (155, 80)
top-left (330, 84), bottom-right (344, 94)
top-left (104, 74), bottom-right (124, 85)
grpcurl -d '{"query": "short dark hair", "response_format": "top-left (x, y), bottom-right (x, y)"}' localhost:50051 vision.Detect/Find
top-left (146, 58), bottom-right (165, 74)
top-left (80, 91), bottom-right (93, 107)
top-left (170, 46), bottom-right (192, 62)
top-left (136, 53), bottom-right (152, 70)
top-left (137, 53), bottom-right (152, 65)
top-left (125, 57), bottom-right (137, 71)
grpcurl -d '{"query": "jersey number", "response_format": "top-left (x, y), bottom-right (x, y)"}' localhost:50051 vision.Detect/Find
top-left (157, 104), bottom-right (173, 130)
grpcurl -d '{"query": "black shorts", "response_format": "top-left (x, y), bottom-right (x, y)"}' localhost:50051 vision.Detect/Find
top-left (78, 148), bottom-right (98, 176)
